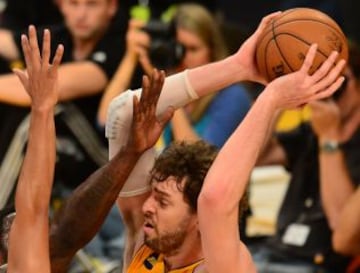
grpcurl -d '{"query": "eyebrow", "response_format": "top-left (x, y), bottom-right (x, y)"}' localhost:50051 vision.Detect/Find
top-left (153, 187), bottom-right (171, 198)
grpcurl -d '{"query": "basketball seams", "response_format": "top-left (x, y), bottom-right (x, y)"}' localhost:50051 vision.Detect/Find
top-left (255, 7), bottom-right (348, 81)
top-left (259, 18), bottom-right (345, 45)
top-left (273, 19), bottom-right (346, 40)
top-left (274, 33), bottom-right (329, 59)
top-left (267, 19), bottom-right (292, 79)
top-left (258, 7), bottom-right (345, 45)
top-left (275, 33), bottom-right (329, 73)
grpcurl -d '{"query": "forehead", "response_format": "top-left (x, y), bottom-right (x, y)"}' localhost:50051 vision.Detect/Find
top-left (62, 0), bottom-right (109, 5)
top-left (177, 28), bottom-right (206, 46)
top-left (151, 177), bottom-right (185, 198)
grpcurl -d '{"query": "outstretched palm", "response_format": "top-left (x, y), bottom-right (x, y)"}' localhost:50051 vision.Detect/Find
top-left (130, 69), bottom-right (174, 153)
top-left (13, 25), bottom-right (63, 109)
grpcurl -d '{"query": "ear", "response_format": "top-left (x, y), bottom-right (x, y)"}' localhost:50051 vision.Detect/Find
top-left (54, 0), bottom-right (62, 7)
top-left (57, 0), bottom-right (66, 15)
top-left (108, 0), bottom-right (118, 18)
top-left (193, 214), bottom-right (200, 229)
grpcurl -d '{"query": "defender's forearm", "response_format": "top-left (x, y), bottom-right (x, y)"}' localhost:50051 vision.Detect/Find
top-left (50, 146), bottom-right (142, 271)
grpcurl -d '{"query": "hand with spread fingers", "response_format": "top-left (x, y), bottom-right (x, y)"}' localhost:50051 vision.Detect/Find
top-left (264, 44), bottom-right (346, 109)
top-left (13, 25), bottom-right (64, 110)
top-left (130, 69), bottom-right (174, 153)
top-left (7, 25), bottom-right (63, 273)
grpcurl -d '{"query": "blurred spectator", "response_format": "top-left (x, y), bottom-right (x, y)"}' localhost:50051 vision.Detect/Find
top-left (0, 0), bottom-right (129, 269)
top-left (250, 40), bottom-right (360, 273)
top-left (159, 3), bottom-right (252, 150)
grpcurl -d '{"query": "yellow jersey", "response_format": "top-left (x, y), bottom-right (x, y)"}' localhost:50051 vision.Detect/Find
top-left (127, 245), bottom-right (204, 273)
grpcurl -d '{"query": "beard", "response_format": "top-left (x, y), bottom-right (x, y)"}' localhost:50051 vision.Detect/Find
top-left (145, 224), bottom-right (188, 255)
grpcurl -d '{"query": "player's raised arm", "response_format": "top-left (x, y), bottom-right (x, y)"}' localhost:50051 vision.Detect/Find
top-left (7, 25), bottom-right (63, 273)
top-left (198, 44), bottom-right (346, 273)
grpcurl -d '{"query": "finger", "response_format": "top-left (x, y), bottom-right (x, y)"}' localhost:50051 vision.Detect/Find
top-left (254, 11), bottom-right (282, 36)
top-left (313, 76), bottom-right (345, 101)
top-left (145, 69), bottom-right (158, 110)
top-left (139, 54), bottom-right (154, 76)
top-left (153, 70), bottom-right (165, 102)
top-left (41, 29), bottom-right (51, 66)
top-left (21, 34), bottom-right (32, 71)
top-left (132, 94), bottom-right (140, 123)
top-left (312, 58), bottom-right (346, 93)
top-left (140, 74), bottom-right (150, 104)
top-left (158, 106), bottom-right (174, 127)
top-left (135, 46), bottom-right (148, 58)
top-left (300, 43), bottom-right (318, 74)
top-left (152, 69), bottom-right (164, 106)
top-left (129, 18), bottom-right (146, 29)
top-left (51, 44), bottom-right (64, 70)
top-left (13, 68), bottom-right (28, 89)
top-left (311, 51), bottom-right (339, 82)
top-left (28, 25), bottom-right (41, 66)
top-left (132, 31), bottom-right (150, 47)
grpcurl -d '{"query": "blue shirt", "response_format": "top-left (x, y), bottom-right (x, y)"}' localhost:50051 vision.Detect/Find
top-left (164, 83), bottom-right (252, 148)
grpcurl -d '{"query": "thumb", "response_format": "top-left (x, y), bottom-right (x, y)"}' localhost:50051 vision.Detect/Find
top-left (158, 106), bottom-right (174, 127)
top-left (139, 54), bottom-right (154, 77)
top-left (13, 68), bottom-right (29, 89)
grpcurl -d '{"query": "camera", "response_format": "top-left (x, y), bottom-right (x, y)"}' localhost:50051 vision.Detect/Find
top-left (142, 20), bottom-right (185, 70)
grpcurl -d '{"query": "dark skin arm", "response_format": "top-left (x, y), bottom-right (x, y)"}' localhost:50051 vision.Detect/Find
top-left (49, 70), bottom-right (174, 273)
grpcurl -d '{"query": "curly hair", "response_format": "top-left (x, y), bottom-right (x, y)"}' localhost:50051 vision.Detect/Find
top-left (0, 204), bottom-right (15, 261)
top-left (150, 140), bottom-right (249, 219)
top-left (150, 140), bottom-right (217, 212)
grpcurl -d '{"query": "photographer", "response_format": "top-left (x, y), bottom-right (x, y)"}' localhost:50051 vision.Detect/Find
top-left (98, 4), bottom-right (252, 151)
top-left (97, 14), bottom-right (183, 126)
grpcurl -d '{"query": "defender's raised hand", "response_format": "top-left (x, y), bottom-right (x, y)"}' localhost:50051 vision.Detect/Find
top-left (13, 25), bottom-right (64, 109)
top-left (130, 69), bottom-right (174, 153)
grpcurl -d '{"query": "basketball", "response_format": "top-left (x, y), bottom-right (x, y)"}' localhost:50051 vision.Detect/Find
top-left (255, 8), bottom-right (348, 82)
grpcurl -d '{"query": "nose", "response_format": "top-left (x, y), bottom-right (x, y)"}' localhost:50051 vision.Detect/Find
top-left (73, 4), bottom-right (87, 20)
top-left (142, 195), bottom-right (156, 215)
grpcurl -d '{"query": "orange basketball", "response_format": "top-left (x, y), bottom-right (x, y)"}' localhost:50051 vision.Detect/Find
top-left (255, 8), bottom-right (348, 82)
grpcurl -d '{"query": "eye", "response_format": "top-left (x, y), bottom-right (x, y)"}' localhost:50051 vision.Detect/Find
top-left (158, 198), bottom-right (169, 208)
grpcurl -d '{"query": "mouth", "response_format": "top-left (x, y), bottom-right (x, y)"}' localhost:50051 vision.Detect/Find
top-left (143, 220), bottom-right (155, 233)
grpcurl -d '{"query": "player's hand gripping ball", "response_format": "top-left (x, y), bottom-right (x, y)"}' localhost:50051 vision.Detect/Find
top-left (256, 8), bottom-right (348, 81)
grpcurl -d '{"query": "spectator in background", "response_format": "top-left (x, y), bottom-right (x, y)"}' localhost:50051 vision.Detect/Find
top-left (251, 40), bottom-right (360, 273)
top-left (0, 0), bottom-right (63, 73)
top-left (0, 0), bottom-right (128, 269)
top-left (158, 3), bottom-right (252, 150)
top-left (0, 0), bottom-right (127, 205)
top-left (309, 40), bottom-right (360, 269)
top-left (98, 3), bottom-right (252, 150)
top-left (0, 0), bottom-right (62, 31)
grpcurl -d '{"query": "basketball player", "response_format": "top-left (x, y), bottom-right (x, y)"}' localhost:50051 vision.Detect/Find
top-left (2, 25), bottom-right (174, 273)
top-left (197, 42), bottom-right (345, 272)
top-left (6, 26), bottom-right (63, 273)
top-left (101, 12), bottom-right (346, 273)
